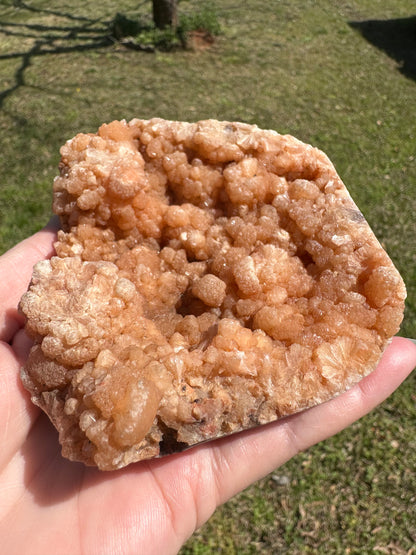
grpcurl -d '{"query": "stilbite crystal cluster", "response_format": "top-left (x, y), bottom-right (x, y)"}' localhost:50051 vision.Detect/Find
top-left (19, 119), bottom-right (406, 470)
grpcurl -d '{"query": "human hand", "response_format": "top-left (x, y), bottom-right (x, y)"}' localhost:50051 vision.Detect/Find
top-left (1, 223), bottom-right (415, 555)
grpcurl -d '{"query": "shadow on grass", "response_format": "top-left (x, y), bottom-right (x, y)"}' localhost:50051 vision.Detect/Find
top-left (0, 1), bottom-right (150, 108)
top-left (349, 15), bottom-right (416, 82)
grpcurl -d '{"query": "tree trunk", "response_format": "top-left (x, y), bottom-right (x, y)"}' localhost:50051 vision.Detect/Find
top-left (152, 0), bottom-right (178, 30)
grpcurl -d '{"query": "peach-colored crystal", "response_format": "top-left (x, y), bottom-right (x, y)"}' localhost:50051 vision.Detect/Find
top-left (19, 119), bottom-right (406, 470)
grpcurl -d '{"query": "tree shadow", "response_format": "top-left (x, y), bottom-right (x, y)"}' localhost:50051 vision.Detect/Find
top-left (0, 2), bottom-right (150, 108)
top-left (349, 15), bottom-right (416, 82)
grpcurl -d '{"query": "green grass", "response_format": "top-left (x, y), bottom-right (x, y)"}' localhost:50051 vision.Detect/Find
top-left (1, 0), bottom-right (415, 552)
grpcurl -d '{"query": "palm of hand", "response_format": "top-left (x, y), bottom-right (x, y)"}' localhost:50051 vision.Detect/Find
top-left (0, 225), bottom-right (414, 555)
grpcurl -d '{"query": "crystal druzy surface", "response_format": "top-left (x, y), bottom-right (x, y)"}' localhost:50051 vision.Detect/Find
top-left (20, 119), bottom-right (406, 470)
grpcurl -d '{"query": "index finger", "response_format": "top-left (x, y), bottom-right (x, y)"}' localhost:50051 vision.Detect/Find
top-left (0, 218), bottom-right (59, 342)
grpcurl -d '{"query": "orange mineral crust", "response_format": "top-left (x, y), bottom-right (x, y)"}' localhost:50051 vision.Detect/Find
top-left (19, 119), bottom-right (406, 470)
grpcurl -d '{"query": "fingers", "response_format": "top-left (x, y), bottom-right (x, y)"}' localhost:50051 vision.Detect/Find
top-left (0, 218), bottom-right (59, 342)
top-left (0, 221), bottom-right (59, 466)
top-left (0, 339), bottom-right (40, 470)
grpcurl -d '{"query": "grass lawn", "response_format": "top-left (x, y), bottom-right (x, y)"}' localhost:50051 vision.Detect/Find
top-left (1, 0), bottom-right (415, 552)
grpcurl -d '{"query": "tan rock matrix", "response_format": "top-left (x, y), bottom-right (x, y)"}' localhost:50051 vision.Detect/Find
top-left (20, 119), bottom-right (406, 470)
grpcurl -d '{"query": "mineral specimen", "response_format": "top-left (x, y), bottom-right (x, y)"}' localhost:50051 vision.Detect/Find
top-left (19, 119), bottom-right (406, 470)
